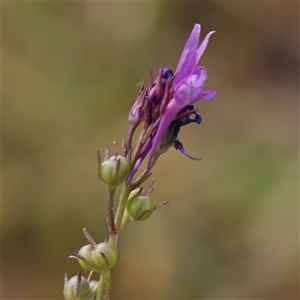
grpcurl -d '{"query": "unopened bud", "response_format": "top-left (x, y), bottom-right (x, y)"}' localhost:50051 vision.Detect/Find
top-left (129, 86), bottom-right (147, 127)
top-left (91, 242), bottom-right (118, 273)
top-left (126, 189), bottom-right (154, 221)
top-left (98, 155), bottom-right (130, 189)
top-left (77, 245), bottom-right (94, 272)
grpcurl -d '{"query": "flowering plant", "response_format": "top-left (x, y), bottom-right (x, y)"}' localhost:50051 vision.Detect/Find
top-left (63, 23), bottom-right (217, 300)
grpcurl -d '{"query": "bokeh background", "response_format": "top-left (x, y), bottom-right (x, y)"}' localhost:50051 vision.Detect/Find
top-left (2, 1), bottom-right (299, 299)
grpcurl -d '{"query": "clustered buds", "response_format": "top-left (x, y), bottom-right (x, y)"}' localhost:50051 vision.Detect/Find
top-left (69, 229), bottom-right (118, 275)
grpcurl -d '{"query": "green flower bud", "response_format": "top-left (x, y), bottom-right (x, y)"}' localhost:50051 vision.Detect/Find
top-left (63, 271), bottom-right (98, 300)
top-left (126, 189), bottom-right (154, 221)
top-left (128, 188), bottom-right (142, 200)
top-left (77, 245), bottom-right (94, 272)
top-left (98, 155), bottom-right (130, 189)
top-left (91, 242), bottom-right (118, 274)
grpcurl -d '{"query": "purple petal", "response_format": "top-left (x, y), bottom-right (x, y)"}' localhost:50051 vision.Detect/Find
top-left (201, 89), bottom-right (217, 100)
top-left (174, 50), bottom-right (198, 86)
top-left (128, 138), bottom-right (152, 181)
top-left (174, 85), bottom-right (194, 106)
top-left (174, 68), bottom-right (216, 105)
top-left (174, 71), bottom-right (207, 106)
top-left (196, 31), bottom-right (216, 62)
top-left (147, 102), bottom-right (179, 170)
top-left (175, 24), bottom-right (201, 74)
top-left (186, 67), bottom-right (207, 89)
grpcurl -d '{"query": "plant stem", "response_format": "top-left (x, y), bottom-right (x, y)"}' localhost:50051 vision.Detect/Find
top-left (114, 182), bottom-right (132, 240)
top-left (95, 275), bottom-right (105, 300)
top-left (103, 271), bottom-right (111, 300)
top-left (95, 272), bottom-right (112, 300)
top-left (107, 188), bottom-right (116, 237)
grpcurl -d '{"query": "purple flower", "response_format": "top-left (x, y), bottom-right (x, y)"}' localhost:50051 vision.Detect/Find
top-left (127, 24), bottom-right (217, 183)
top-left (146, 24), bottom-right (217, 170)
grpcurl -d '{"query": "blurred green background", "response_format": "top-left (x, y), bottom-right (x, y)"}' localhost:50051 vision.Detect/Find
top-left (2, 1), bottom-right (299, 299)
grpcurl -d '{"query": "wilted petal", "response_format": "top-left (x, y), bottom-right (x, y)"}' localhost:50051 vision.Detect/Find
top-left (174, 140), bottom-right (201, 160)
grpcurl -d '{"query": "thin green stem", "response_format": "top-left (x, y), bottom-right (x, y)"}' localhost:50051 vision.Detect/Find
top-left (103, 271), bottom-right (111, 300)
top-left (95, 272), bottom-right (111, 300)
top-left (95, 275), bottom-right (105, 300)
